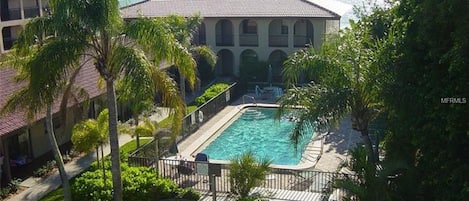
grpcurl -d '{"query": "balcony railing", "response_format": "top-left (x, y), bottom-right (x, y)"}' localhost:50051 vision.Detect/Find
top-left (239, 34), bottom-right (258, 46)
top-left (216, 34), bottom-right (234, 46)
top-left (294, 35), bottom-right (313, 47)
top-left (7, 8), bottom-right (22, 20)
top-left (24, 7), bottom-right (40, 18)
top-left (269, 35), bottom-right (288, 47)
top-left (2, 7), bottom-right (41, 21)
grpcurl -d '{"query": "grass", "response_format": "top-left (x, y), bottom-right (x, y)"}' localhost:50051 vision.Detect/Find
top-left (158, 105), bottom-right (198, 129)
top-left (39, 139), bottom-right (150, 201)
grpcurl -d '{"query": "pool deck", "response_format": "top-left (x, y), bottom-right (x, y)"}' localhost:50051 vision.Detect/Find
top-left (177, 93), bottom-right (362, 172)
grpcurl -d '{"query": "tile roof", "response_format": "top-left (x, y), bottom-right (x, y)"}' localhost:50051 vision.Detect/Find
top-left (0, 59), bottom-right (104, 136)
top-left (121, 0), bottom-right (341, 19)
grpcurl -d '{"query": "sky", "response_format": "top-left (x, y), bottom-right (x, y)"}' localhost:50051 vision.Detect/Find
top-left (118, 0), bottom-right (386, 28)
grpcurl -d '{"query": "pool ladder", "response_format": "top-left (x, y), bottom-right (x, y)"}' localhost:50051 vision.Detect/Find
top-left (242, 95), bottom-right (257, 106)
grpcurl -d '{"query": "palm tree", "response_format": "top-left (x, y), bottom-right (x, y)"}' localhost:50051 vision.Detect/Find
top-left (228, 151), bottom-right (271, 199)
top-left (164, 15), bottom-right (217, 103)
top-left (0, 16), bottom-right (96, 200)
top-left (72, 109), bottom-right (110, 184)
top-left (334, 146), bottom-right (405, 201)
top-left (3, 1), bottom-right (196, 200)
top-left (278, 20), bottom-right (383, 163)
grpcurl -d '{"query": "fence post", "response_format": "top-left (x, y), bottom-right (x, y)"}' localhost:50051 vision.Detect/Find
top-left (210, 174), bottom-right (217, 201)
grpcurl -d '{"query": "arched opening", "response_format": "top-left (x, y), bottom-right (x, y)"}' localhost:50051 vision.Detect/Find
top-left (240, 49), bottom-right (258, 64)
top-left (268, 20), bottom-right (288, 47)
top-left (268, 50), bottom-right (288, 82)
top-left (216, 49), bottom-right (234, 76)
top-left (193, 22), bottom-right (206, 45)
top-left (294, 19), bottom-right (314, 47)
top-left (215, 19), bottom-right (234, 46)
top-left (240, 49), bottom-right (267, 82)
top-left (2, 26), bottom-right (22, 51)
top-left (239, 19), bottom-right (258, 46)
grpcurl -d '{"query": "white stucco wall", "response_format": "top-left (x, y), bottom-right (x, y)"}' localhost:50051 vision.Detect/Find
top-left (202, 17), bottom-right (338, 76)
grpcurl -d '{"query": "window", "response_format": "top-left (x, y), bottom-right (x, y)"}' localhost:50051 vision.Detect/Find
top-left (281, 25), bottom-right (288, 34)
top-left (243, 20), bottom-right (257, 34)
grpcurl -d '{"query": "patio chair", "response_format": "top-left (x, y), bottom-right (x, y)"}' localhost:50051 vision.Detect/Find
top-left (177, 160), bottom-right (195, 175)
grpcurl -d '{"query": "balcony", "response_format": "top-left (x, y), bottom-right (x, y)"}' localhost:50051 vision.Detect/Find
top-left (269, 35), bottom-right (288, 47)
top-left (1, 7), bottom-right (41, 21)
top-left (24, 7), bottom-right (40, 18)
top-left (239, 34), bottom-right (258, 47)
top-left (3, 37), bottom-right (16, 50)
top-left (294, 35), bottom-right (313, 47)
top-left (7, 8), bottom-right (22, 20)
top-left (216, 34), bottom-right (234, 46)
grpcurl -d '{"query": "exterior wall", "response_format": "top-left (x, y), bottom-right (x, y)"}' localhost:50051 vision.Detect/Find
top-left (29, 111), bottom-right (75, 157)
top-left (0, 0), bottom-right (44, 53)
top-left (325, 19), bottom-right (340, 36)
top-left (202, 17), bottom-right (336, 76)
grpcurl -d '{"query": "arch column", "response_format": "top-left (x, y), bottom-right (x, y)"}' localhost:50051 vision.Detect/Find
top-left (20, 0), bottom-right (25, 19)
top-left (287, 19), bottom-right (294, 48)
top-left (231, 19), bottom-right (240, 47)
top-left (0, 28), bottom-right (4, 53)
top-left (38, 0), bottom-right (43, 16)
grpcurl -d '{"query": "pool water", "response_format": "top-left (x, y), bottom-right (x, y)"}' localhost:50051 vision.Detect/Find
top-left (202, 107), bottom-right (314, 165)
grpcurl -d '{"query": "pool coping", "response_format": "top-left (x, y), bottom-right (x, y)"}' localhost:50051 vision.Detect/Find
top-left (178, 103), bottom-right (323, 170)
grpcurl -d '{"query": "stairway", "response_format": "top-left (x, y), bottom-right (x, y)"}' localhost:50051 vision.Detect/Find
top-left (241, 108), bottom-right (267, 121)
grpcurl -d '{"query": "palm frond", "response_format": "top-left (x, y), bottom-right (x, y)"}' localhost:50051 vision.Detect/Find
top-left (192, 45), bottom-right (217, 67)
top-left (27, 38), bottom-right (86, 102)
top-left (112, 45), bottom-right (155, 107)
top-left (277, 83), bottom-right (351, 146)
top-left (71, 119), bottom-right (100, 153)
top-left (124, 17), bottom-right (176, 65)
top-left (150, 67), bottom-right (185, 138)
top-left (96, 109), bottom-right (109, 140)
top-left (13, 17), bottom-right (55, 57)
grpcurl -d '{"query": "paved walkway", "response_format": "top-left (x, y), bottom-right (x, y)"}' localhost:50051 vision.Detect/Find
top-left (9, 107), bottom-right (172, 201)
top-left (9, 134), bottom-right (133, 201)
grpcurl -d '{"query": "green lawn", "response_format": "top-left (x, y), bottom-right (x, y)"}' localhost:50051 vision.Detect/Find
top-left (158, 105), bottom-right (198, 129)
top-left (39, 139), bottom-right (151, 201)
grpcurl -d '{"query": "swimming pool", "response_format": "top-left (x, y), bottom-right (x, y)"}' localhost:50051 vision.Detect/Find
top-left (201, 107), bottom-right (314, 165)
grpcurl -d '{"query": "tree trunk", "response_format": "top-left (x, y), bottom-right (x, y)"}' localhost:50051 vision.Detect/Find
top-left (360, 128), bottom-right (376, 164)
top-left (101, 143), bottom-right (106, 187)
top-left (106, 80), bottom-right (123, 201)
top-left (134, 116), bottom-right (140, 148)
top-left (45, 106), bottom-right (72, 201)
top-left (180, 73), bottom-right (186, 105)
top-left (154, 137), bottom-right (159, 173)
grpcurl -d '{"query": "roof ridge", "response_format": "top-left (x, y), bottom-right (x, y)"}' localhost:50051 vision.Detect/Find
top-left (300, 0), bottom-right (341, 18)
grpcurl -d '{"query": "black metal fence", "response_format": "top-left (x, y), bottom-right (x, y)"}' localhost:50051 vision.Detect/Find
top-left (129, 83), bottom-right (241, 164)
top-left (177, 82), bottom-right (240, 143)
top-left (152, 158), bottom-right (355, 201)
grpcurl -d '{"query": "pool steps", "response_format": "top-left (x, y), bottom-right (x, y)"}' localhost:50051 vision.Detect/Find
top-left (241, 109), bottom-right (267, 120)
top-left (300, 139), bottom-right (323, 165)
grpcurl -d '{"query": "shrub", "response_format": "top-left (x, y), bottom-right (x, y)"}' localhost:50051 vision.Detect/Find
top-left (177, 188), bottom-right (201, 201)
top-left (72, 166), bottom-right (180, 201)
top-left (229, 151), bottom-right (272, 199)
top-left (239, 60), bottom-right (269, 83)
top-left (0, 179), bottom-right (22, 199)
top-left (33, 160), bottom-right (57, 178)
top-left (72, 170), bottom-right (113, 200)
top-left (194, 83), bottom-right (230, 106)
top-left (122, 167), bottom-right (160, 201)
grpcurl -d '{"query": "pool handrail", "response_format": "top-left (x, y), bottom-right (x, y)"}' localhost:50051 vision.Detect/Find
top-left (242, 95), bottom-right (257, 106)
